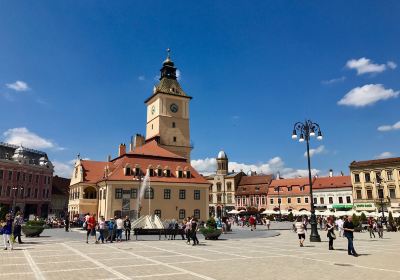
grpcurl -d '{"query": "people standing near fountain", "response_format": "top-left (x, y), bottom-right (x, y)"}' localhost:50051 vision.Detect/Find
top-left (107, 218), bottom-right (115, 243)
top-left (1, 213), bottom-right (13, 250)
top-left (116, 216), bottom-right (124, 242)
top-left (124, 216), bottom-right (131, 241)
top-left (13, 212), bottom-right (24, 244)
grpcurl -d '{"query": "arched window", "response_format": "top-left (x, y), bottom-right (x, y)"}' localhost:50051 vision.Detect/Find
top-left (217, 183), bottom-right (222, 192)
top-left (147, 165), bottom-right (154, 176)
top-left (154, 209), bottom-right (161, 218)
top-left (176, 167), bottom-right (183, 178)
top-left (164, 167), bottom-right (171, 177)
top-left (83, 187), bottom-right (97, 199)
top-left (156, 165), bottom-right (162, 176)
top-left (144, 187), bottom-right (154, 199)
top-left (124, 164), bottom-right (131, 176)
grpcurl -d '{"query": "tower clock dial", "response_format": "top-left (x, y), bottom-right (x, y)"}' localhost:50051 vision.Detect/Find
top-left (170, 103), bottom-right (179, 113)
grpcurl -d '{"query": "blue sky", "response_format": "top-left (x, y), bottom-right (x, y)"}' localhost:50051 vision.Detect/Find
top-left (0, 1), bottom-right (399, 178)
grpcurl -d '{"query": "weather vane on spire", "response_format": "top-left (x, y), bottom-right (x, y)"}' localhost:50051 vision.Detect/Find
top-left (166, 48), bottom-right (171, 59)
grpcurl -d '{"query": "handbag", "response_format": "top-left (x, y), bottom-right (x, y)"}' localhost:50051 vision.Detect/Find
top-left (83, 222), bottom-right (87, 229)
top-left (331, 232), bottom-right (336, 240)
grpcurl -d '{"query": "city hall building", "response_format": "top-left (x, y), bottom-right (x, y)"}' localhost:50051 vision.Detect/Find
top-left (68, 52), bottom-right (210, 221)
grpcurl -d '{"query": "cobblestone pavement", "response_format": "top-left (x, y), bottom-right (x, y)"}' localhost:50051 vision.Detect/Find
top-left (1, 228), bottom-right (399, 280)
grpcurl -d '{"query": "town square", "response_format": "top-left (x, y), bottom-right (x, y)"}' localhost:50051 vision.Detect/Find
top-left (0, 1), bottom-right (400, 279)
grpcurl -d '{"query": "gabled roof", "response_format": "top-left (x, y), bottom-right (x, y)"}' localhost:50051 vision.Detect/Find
top-left (350, 157), bottom-right (400, 168)
top-left (313, 176), bottom-right (352, 190)
top-left (52, 176), bottom-right (71, 195)
top-left (78, 141), bottom-right (209, 185)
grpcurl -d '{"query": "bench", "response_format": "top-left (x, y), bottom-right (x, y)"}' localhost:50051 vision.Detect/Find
top-left (133, 228), bottom-right (185, 240)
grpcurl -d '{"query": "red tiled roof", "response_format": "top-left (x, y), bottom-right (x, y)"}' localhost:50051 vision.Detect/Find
top-left (79, 141), bottom-right (209, 185)
top-left (270, 177), bottom-right (312, 187)
top-left (238, 175), bottom-right (273, 186)
top-left (350, 157), bottom-right (400, 168)
top-left (313, 176), bottom-right (352, 190)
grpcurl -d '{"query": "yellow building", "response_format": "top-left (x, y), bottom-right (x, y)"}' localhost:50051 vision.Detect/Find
top-left (350, 157), bottom-right (400, 213)
top-left (68, 52), bottom-right (210, 221)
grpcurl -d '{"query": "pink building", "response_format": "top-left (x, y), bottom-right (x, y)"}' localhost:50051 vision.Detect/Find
top-left (0, 143), bottom-right (53, 218)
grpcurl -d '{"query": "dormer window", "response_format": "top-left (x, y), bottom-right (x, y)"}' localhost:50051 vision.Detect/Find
top-left (148, 168), bottom-right (154, 177)
top-left (299, 186), bottom-right (305, 191)
top-left (156, 167), bottom-right (162, 176)
top-left (164, 168), bottom-right (171, 177)
top-left (185, 170), bottom-right (191, 178)
top-left (134, 166), bottom-right (141, 176)
top-left (124, 165), bottom-right (131, 176)
top-left (178, 170), bottom-right (183, 178)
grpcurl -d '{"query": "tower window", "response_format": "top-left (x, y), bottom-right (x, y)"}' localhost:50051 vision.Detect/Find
top-left (152, 124), bottom-right (153, 129)
top-left (172, 122), bottom-right (176, 128)
top-left (173, 136), bottom-right (177, 142)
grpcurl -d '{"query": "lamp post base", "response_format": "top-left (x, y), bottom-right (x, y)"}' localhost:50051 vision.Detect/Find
top-left (309, 212), bottom-right (321, 242)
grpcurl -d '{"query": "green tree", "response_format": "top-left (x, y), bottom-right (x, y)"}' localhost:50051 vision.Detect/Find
top-left (288, 212), bottom-right (294, 222)
top-left (352, 214), bottom-right (360, 228)
top-left (206, 217), bottom-right (217, 229)
top-left (359, 212), bottom-right (367, 223)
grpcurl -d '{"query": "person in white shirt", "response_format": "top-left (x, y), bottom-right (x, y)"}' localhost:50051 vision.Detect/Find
top-left (335, 218), bottom-right (344, 237)
top-left (295, 216), bottom-right (306, 247)
top-left (116, 217), bottom-right (124, 242)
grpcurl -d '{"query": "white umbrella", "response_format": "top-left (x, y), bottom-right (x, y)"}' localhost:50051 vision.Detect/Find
top-left (392, 212), bottom-right (400, 218)
top-left (262, 209), bottom-right (277, 215)
top-left (291, 210), bottom-right (300, 216)
top-left (334, 211), bottom-right (347, 217)
top-left (315, 210), bottom-right (325, 215)
top-left (227, 210), bottom-right (240, 214)
top-left (299, 210), bottom-right (311, 216)
top-left (279, 210), bottom-right (290, 215)
top-left (321, 210), bottom-right (334, 217)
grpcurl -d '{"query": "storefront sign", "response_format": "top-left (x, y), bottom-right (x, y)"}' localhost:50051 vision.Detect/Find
top-left (332, 204), bottom-right (353, 209)
top-left (354, 203), bottom-right (376, 210)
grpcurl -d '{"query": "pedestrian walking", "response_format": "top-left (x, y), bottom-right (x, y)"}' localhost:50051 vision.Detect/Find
top-left (86, 213), bottom-right (97, 244)
top-left (65, 213), bottom-right (70, 232)
top-left (97, 216), bottom-right (105, 243)
top-left (13, 212), bottom-right (24, 244)
top-left (326, 218), bottom-right (336, 250)
top-left (107, 218), bottom-right (115, 243)
top-left (124, 216), bottom-right (131, 241)
top-left (116, 216), bottom-right (124, 242)
top-left (295, 216), bottom-right (306, 247)
top-left (335, 217), bottom-right (344, 237)
top-left (377, 219), bottom-right (384, 238)
top-left (368, 217), bottom-right (375, 238)
top-left (191, 217), bottom-right (199, 246)
top-left (1, 214), bottom-right (13, 250)
top-left (343, 216), bottom-right (358, 257)
top-left (266, 218), bottom-right (271, 230)
top-left (185, 218), bottom-right (192, 244)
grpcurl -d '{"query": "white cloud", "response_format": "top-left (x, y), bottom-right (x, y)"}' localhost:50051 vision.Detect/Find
top-left (321, 76), bottom-right (346, 85)
top-left (6, 80), bottom-right (30, 91)
top-left (2, 127), bottom-right (64, 150)
top-left (304, 145), bottom-right (326, 157)
top-left (53, 161), bottom-right (73, 178)
top-left (345, 57), bottom-right (395, 75)
top-left (387, 61), bottom-right (397, 69)
top-left (338, 84), bottom-right (399, 107)
top-left (138, 75), bottom-right (145, 81)
top-left (377, 121), bottom-right (400, 132)
top-left (375, 152), bottom-right (394, 159)
top-left (191, 156), bottom-right (319, 178)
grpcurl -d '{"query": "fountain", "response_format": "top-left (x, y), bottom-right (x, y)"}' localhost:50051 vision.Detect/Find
top-left (131, 173), bottom-right (164, 229)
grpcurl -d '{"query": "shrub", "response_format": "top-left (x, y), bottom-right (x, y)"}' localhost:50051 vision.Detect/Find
top-left (359, 212), bottom-right (367, 223)
top-left (206, 217), bottom-right (217, 229)
top-left (26, 220), bottom-right (45, 227)
top-left (288, 212), bottom-right (294, 222)
top-left (352, 214), bottom-right (360, 228)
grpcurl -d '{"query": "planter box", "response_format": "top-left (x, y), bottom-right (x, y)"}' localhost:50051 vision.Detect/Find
top-left (22, 226), bottom-right (45, 237)
top-left (201, 229), bottom-right (222, 240)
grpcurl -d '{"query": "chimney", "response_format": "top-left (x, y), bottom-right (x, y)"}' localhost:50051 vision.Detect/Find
top-left (134, 134), bottom-right (145, 149)
top-left (276, 171), bottom-right (281, 180)
top-left (118, 143), bottom-right (126, 156)
top-left (107, 155), bottom-right (111, 162)
top-left (329, 169), bottom-right (333, 177)
top-left (341, 171), bottom-right (344, 176)
top-left (129, 135), bottom-right (134, 152)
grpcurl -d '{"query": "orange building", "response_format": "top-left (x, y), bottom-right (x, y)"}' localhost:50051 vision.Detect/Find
top-left (235, 175), bottom-right (273, 211)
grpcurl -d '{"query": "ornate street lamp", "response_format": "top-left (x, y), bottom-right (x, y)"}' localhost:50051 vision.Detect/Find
top-left (375, 174), bottom-right (386, 221)
top-left (292, 120), bottom-right (323, 242)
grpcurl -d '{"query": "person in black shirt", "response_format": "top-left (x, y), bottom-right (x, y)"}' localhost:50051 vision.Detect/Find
top-left (343, 216), bottom-right (358, 257)
top-left (124, 216), bottom-right (131, 241)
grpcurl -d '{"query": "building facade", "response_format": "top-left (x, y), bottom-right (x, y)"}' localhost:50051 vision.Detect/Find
top-left (68, 52), bottom-right (210, 221)
top-left (313, 174), bottom-right (353, 211)
top-left (235, 174), bottom-right (273, 212)
top-left (0, 143), bottom-right (53, 218)
top-left (267, 178), bottom-right (313, 211)
top-left (206, 151), bottom-right (243, 217)
top-left (50, 176), bottom-right (70, 218)
top-left (350, 157), bottom-right (400, 213)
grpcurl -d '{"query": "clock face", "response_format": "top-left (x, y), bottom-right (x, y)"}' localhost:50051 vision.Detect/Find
top-left (151, 105), bottom-right (156, 115)
top-left (170, 103), bottom-right (179, 113)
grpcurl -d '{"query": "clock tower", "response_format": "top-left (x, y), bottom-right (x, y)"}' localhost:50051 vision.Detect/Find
top-left (145, 50), bottom-right (192, 161)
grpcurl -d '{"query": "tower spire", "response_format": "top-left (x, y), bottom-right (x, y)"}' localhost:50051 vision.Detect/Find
top-left (160, 48), bottom-right (177, 80)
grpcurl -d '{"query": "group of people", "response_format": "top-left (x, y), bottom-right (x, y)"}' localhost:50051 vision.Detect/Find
top-left (0, 212), bottom-right (24, 250)
top-left (83, 213), bottom-right (132, 244)
top-left (294, 215), bottom-right (358, 257)
top-left (183, 217), bottom-right (199, 245)
top-left (367, 217), bottom-right (385, 238)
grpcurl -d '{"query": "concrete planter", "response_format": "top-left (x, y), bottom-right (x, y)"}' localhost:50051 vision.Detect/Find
top-left (200, 228), bottom-right (222, 240)
top-left (22, 225), bottom-right (45, 237)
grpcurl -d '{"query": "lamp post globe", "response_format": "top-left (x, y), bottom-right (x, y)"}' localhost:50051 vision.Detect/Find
top-left (292, 120), bottom-right (323, 242)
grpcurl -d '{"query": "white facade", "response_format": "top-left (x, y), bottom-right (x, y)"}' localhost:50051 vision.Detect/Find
top-left (313, 187), bottom-right (353, 209)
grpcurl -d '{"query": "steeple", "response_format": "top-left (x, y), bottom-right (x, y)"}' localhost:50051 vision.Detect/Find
top-left (160, 48), bottom-right (177, 80)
